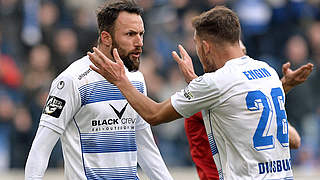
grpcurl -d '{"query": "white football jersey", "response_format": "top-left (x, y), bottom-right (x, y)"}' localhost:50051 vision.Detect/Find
top-left (40, 56), bottom-right (149, 180)
top-left (171, 56), bottom-right (293, 180)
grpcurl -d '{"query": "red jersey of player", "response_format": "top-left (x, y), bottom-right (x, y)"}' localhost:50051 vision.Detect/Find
top-left (185, 112), bottom-right (219, 180)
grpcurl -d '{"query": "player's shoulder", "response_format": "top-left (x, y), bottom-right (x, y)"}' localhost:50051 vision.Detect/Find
top-left (53, 56), bottom-right (93, 84)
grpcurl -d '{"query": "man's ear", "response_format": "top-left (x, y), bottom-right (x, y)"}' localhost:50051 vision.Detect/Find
top-left (202, 40), bottom-right (210, 55)
top-left (100, 31), bottom-right (112, 46)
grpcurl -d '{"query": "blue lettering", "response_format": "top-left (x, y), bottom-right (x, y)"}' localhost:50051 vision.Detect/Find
top-left (272, 161), bottom-right (276, 172)
top-left (258, 158), bottom-right (291, 174)
top-left (261, 68), bottom-right (271, 77)
top-left (253, 69), bottom-right (263, 78)
top-left (248, 70), bottom-right (258, 79)
top-left (258, 69), bottom-right (267, 77)
top-left (244, 68), bottom-right (272, 80)
top-left (243, 71), bottom-right (253, 80)
top-left (277, 160), bottom-right (282, 172)
top-left (265, 162), bottom-right (270, 173)
top-left (259, 163), bottom-right (265, 174)
top-left (283, 159), bottom-right (289, 171)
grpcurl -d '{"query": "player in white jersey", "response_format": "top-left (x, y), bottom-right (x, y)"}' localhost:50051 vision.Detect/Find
top-left (87, 6), bottom-right (313, 180)
top-left (25, 0), bottom-right (173, 179)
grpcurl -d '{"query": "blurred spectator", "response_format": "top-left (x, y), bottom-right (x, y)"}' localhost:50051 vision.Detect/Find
top-left (307, 21), bottom-right (320, 65)
top-left (0, 0), bottom-right (23, 59)
top-left (149, 4), bottom-right (180, 75)
top-left (38, 1), bottom-right (60, 50)
top-left (139, 51), bottom-right (165, 101)
top-left (0, 27), bottom-right (22, 89)
top-left (23, 44), bottom-right (54, 100)
top-left (72, 7), bottom-right (98, 54)
top-left (0, 53), bottom-right (22, 89)
top-left (0, 93), bottom-right (15, 171)
top-left (298, 106), bottom-right (320, 171)
top-left (234, 0), bottom-right (272, 58)
top-left (21, 0), bottom-right (41, 46)
top-left (52, 28), bottom-right (81, 74)
top-left (22, 44), bottom-right (52, 137)
top-left (10, 106), bottom-right (33, 168)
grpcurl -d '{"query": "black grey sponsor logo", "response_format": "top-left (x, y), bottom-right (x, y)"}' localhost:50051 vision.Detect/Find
top-left (109, 103), bottom-right (128, 119)
top-left (43, 96), bottom-right (66, 118)
top-left (183, 87), bottom-right (194, 100)
top-left (92, 119), bottom-right (119, 126)
top-left (91, 103), bottom-right (136, 131)
top-left (78, 68), bottom-right (92, 80)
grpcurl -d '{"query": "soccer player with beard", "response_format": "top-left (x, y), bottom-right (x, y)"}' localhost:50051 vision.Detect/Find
top-left (25, 1), bottom-right (173, 179)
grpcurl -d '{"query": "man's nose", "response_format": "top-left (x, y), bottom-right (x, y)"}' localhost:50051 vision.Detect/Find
top-left (134, 35), bottom-right (143, 47)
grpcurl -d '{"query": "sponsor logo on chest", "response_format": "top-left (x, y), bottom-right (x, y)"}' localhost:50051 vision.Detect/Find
top-left (90, 103), bottom-right (137, 132)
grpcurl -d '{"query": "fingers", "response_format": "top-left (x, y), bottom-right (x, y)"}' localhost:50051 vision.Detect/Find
top-left (178, 44), bottom-right (191, 59)
top-left (89, 64), bottom-right (101, 74)
top-left (87, 51), bottom-right (102, 69)
top-left (306, 63), bottom-right (314, 71)
top-left (300, 65), bottom-right (313, 80)
top-left (112, 48), bottom-right (124, 66)
top-left (172, 51), bottom-right (182, 64)
top-left (292, 64), bottom-right (313, 81)
top-left (172, 44), bottom-right (191, 64)
top-left (282, 62), bottom-right (290, 75)
top-left (93, 47), bottom-right (109, 64)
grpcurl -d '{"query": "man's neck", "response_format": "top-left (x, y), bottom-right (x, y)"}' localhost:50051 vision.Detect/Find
top-left (97, 44), bottom-right (115, 62)
top-left (211, 45), bottom-right (245, 69)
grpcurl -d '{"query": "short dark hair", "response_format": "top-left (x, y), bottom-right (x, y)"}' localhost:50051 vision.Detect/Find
top-left (96, 0), bottom-right (143, 37)
top-left (192, 6), bottom-right (241, 44)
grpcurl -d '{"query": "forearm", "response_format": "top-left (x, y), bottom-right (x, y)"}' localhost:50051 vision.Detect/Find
top-left (25, 126), bottom-right (59, 180)
top-left (116, 78), bottom-right (181, 125)
top-left (137, 127), bottom-right (173, 180)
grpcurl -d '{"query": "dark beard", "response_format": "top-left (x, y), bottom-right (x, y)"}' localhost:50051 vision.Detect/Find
top-left (111, 42), bottom-right (140, 72)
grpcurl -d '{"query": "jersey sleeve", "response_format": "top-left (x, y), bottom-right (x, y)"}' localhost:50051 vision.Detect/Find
top-left (171, 74), bottom-right (221, 118)
top-left (25, 126), bottom-right (60, 180)
top-left (136, 127), bottom-right (173, 180)
top-left (135, 73), bottom-right (150, 130)
top-left (39, 75), bottom-right (81, 134)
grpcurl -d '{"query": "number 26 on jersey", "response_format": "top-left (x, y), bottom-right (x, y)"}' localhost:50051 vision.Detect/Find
top-left (246, 87), bottom-right (289, 151)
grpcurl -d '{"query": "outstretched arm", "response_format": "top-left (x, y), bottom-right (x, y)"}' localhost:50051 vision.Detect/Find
top-left (88, 48), bottom-right (182, 125)
top-left (281, 62), bottom-right (313, 93)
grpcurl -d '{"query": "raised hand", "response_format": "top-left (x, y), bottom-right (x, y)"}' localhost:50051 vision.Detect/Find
top-left (281, 62), bottom-right (314, 93)
top-left (87, 48), bottom-right (127, 85)
top-left (172, 44), bottom-right (198, 83)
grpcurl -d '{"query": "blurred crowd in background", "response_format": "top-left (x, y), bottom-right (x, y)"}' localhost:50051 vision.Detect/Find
top-left (0, 0), bottom-right (320, 173)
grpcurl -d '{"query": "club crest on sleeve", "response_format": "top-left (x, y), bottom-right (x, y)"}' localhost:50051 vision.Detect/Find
top-left (183, 87), bottom-right (194, 100)
top-left (195, 76), bottom-right (203, 82)
top-left (43, 96), bottom-right (66, 118)
top-left (57, 81), bottom-right (65, 89)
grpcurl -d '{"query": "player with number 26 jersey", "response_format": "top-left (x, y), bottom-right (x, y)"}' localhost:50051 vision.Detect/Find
top-left (171, 56), bottom-right (293, 180)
